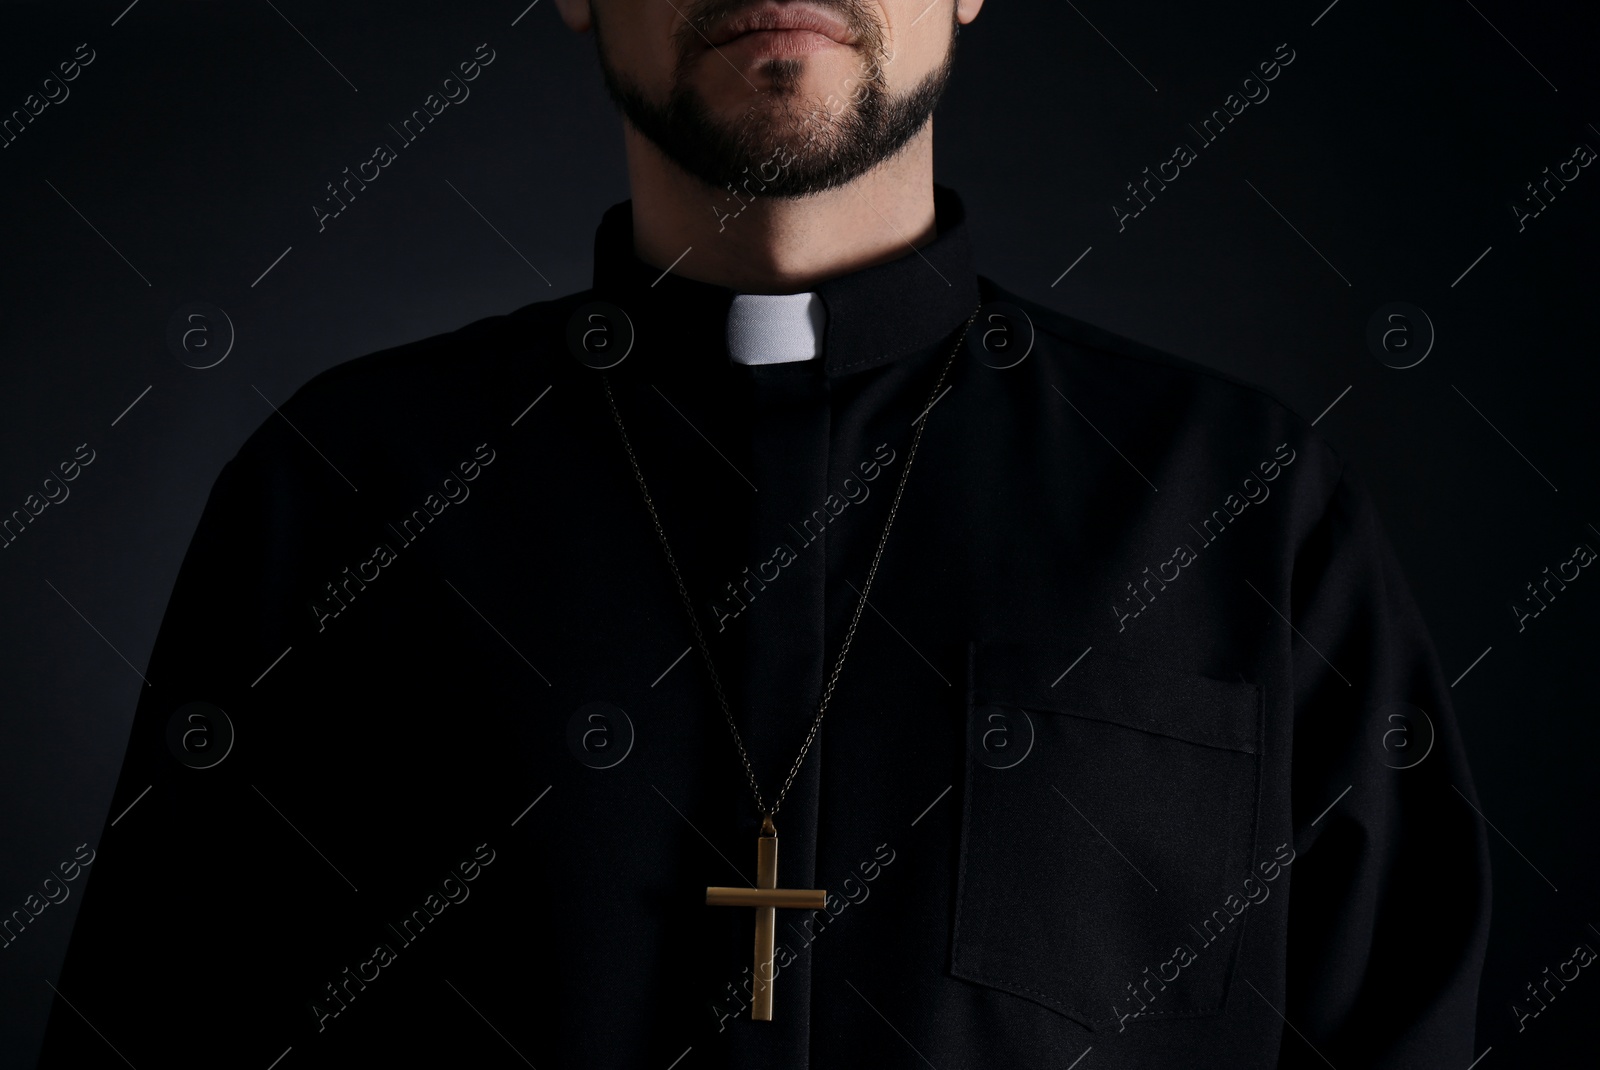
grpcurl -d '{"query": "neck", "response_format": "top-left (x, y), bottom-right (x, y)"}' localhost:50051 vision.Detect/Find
top-left (624, 122), bottom-right (938, 294)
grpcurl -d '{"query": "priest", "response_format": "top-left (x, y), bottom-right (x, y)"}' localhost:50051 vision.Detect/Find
top-left (40, 0), bottom-right (1489, 1067)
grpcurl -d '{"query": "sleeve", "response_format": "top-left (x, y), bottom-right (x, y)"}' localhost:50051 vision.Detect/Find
top-left (37, 418), bottom-right (370, 1068)
top-left (1279, 463), bottom-right (1492, 1068)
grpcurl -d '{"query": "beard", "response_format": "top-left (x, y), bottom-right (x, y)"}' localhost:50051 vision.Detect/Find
top-left (591, 0), bottom-right (958, 198)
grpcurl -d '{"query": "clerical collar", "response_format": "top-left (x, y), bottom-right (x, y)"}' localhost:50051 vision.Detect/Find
top-left (589, 183), bottom-right (981, 378)
top-left (725, 292), bottom-right (825, 365)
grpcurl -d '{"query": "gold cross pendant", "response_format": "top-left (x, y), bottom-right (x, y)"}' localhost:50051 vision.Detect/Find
top-left (705, 815), bottom-right (827, 1021)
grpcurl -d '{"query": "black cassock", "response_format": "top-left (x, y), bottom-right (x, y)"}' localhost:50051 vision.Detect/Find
top-left (41, 186), bottom-right (1489, 1069)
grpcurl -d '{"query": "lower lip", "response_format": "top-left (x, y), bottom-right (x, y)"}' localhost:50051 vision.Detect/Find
top-left (722, 28), bottom-right (845, 58)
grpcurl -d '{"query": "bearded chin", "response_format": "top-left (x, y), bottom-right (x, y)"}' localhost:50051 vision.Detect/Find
top-left (594, 28), bottom-right (956, 200)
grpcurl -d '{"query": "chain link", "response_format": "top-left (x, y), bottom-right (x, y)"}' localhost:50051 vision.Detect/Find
top-left (601, 304), bottom-right (982, 819)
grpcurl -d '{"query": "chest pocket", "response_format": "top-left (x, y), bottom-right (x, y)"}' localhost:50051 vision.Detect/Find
top-left (951, 643), bottom-right (1264, 1030)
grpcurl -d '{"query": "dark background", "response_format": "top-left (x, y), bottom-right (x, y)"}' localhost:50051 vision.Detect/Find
top-left (1, 0), bottom-right (1595, 1064)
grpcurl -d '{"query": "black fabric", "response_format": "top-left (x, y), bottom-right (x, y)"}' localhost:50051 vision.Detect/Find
top-left (38, 184), bottom-right (1489, 1069)
top-left (957, 646), bottom-right (1266, 1028)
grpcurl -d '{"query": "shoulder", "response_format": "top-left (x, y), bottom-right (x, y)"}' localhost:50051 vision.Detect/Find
top-left (230, 293), bottom-right (588, 473)
top-left (977, 276), bottom-right (1347, 497)
top-left (979, 277), bottom-right (1311, 431)
top-left (284, 294), bottom-right (583, 412)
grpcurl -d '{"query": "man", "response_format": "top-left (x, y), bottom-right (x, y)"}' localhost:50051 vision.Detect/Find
top-left (41, 1), bottom-right (1489, 1067)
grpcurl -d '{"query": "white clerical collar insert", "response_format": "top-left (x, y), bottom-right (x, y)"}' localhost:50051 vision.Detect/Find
top-left (726, 292), bottom-right (826, 365)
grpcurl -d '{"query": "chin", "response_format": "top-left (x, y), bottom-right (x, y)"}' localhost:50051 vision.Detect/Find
top-left (695, 48), bottom-right (864, 111)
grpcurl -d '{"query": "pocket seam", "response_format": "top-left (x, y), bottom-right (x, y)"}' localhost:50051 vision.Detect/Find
top-left (970, 647), bottom-right (1260, 754)
top-left (952, 642), bottom-right (1267, 1029)
top-left (985, 697), bottom-right (1257, 756)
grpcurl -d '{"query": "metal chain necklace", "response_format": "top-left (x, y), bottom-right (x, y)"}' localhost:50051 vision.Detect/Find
top-left (599, 303), bottom-right (981, 1022)
top-left (601, 303), bottom-right (980, 819)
